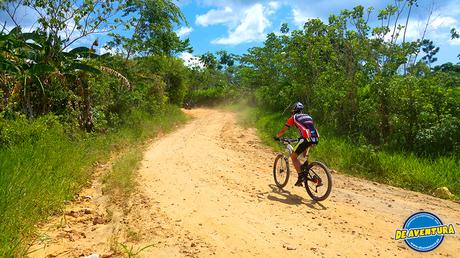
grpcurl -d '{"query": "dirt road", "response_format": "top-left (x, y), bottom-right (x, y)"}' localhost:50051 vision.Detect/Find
top-left (32, 108), bottom-right (460, 257)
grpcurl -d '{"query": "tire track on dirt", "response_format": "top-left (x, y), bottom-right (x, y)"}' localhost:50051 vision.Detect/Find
top-left (134, 108), bottom-right (460, 257)
top-left (30, 108), bottom-right (460, 257)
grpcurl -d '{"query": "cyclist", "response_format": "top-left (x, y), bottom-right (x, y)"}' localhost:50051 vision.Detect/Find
top-left (274, 102), bottom-right (319, 187)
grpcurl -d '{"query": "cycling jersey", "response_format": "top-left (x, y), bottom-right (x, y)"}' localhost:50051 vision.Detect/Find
top-left (285, 113), bottom-right (319, 142)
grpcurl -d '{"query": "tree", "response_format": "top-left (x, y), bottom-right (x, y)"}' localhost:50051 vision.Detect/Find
top-left (280, 22), bottom-right (289, 34)
top-left (451, 28), bottom-right (459, 39)
top-left (421, 39), bottom-right (439, 68)
top-left (451, 28), bottom-right (460, 61)
top-left (402, 0), bottom-right (418, 44)
top-left (0, 0), bottom-right (120, 50)
top-left (0, 26), bottom-right (104, 129)
top-left (216, 50), bottom-right (235, 70)
top-left (199, 52), bottom-right (218, 70)
top-left (108, 0), bottom-right (192, 59)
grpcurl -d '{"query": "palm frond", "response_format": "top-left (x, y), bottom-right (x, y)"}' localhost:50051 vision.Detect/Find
top-left (99, 66), bottom-right (131, 90)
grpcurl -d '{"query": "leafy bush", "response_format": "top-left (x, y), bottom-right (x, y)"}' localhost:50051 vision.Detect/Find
top-left (233, 106), bottom-right (460, 199)
top-left (190, 87), bottom-right (238, 105)
top-left (415, 114), bottom-right (460, 156)
top-left (0, 106), bottom-right (187, 256)
top-left (0, 114), bottom-right (63, 147)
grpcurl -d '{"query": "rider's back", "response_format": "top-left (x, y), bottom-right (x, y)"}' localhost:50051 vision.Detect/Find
top-left (290, 113), bottom-right (319, 140)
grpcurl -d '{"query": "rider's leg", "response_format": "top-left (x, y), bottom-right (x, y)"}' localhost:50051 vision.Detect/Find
top-left (301, 146), bottom-right (311, 168)
top-left (293, 139), bottom-right (309, 170)
top-left (291, 152), bottom-right (305, 187)
top-left (290, 152), bottom-right (301, 173)
top-left (293, 139), bottom-right (309, 186)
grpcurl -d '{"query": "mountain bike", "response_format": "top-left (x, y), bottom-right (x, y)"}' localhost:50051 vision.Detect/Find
top-left (273, 138), bottom-right (332, 201)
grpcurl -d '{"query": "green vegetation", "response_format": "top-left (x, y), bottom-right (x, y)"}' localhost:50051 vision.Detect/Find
top-left (231, 103), bottom-right (460, 199)
top-left (1, 0), bottom-right (460, 255)
top-left (217, 2), bottom-right (460, 199)
top-left (238, 11), bottom-right (460, 158)
top-left (0, 0), bottom-right (191, 255)
top-left (209, 2), bottom-right (460, 197)
top-left (0, 107), bottom-right (186, 256)
top-left (186, 50), bottom-right (241, 106)
top-left (102, 108), bottom-right (187, 202)
top-left (118, 243), bottom-right (155, 258)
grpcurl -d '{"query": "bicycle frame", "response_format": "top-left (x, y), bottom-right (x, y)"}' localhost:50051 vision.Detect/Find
top-left (281, 139), bottom-right (311, 165)
top-left (275, 138), bottom-right (333, 201)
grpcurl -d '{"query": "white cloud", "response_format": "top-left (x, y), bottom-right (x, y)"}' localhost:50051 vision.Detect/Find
top-left (193, 0), bottom-right (459, 62)
top-left (400, 14), bottom-right (459, 46)
top-left (0, 3), bottom-right (40, 32)
top-left (196, 0), bottom-right (260, 8)
top-left (268, 1), bottom-right (281, 15)
top-left (450, 38), bottom-right (460, 45)
top-left (431, 16), bottom-right (457, 29)
top-left (292, 9), bottom-right (316, 28)
top-left (179, 52), bottom-right (205, 69)
top-left (427, 17), bottom-right (459, 46)
top-left (401, 19), bottom-right (425, 41)
top-left (195, 1), bottom-right (281, 45)
top-left (372, 9), bottom-right (459, 45)
top-left (99, 46), bottom-right (121, 56)
top-left (195, 7), bottom-right (237, 27)
top-left (211, 4), bottom-right (271, 45)
top-left (176, 26), bottom-right (193, 38)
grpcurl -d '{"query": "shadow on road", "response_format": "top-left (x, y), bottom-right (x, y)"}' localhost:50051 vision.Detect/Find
top-left (266, 184), bottom-right (327, 210)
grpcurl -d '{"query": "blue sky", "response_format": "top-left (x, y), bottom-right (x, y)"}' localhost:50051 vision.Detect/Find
top-left (1, 0), bottom-right (459, 65)
top-left (177, 0), bottom-right (460, 65)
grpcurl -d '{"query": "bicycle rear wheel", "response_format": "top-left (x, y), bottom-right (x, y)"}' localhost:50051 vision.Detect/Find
top-left (304, 161), bottom-right (332, 201)
top-left (273, 154), bottom-right (290, 188)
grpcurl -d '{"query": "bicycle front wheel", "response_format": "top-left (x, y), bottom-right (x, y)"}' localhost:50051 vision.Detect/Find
top-left (273, 154), bottom-right (290, 188)
top-left (304, 161), bottom-right (332, 201)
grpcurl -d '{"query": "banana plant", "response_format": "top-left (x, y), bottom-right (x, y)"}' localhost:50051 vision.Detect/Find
top-left (0, 26), bottom-right (104, 130)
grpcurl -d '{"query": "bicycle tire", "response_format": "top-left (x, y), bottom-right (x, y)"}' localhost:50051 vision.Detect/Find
top-left (273, 154), bottom-right (290, 188)
top-left (304, 161), bottom-right (332, 201)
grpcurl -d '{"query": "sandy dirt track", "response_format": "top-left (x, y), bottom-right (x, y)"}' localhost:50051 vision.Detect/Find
top-left (31, 108), bottom-right (460, 258)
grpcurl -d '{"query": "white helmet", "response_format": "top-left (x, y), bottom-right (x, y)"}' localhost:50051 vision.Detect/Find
top-left (292, 102), bottom-right (304, 114)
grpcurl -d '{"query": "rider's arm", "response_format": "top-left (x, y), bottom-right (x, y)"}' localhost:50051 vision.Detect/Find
top-left (276, 126), bottom-right (289, 138)
top-left (277, 116), bottom-right (293, 138)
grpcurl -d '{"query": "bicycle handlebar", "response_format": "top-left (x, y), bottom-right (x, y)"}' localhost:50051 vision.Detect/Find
top-left (279, 138), bottom-right (299, 144)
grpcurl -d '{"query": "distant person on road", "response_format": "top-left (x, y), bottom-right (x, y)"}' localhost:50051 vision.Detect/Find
top-left (274, 102), bottom-right (319, 187)
top-left (184, 99), bottom-right (193, 109)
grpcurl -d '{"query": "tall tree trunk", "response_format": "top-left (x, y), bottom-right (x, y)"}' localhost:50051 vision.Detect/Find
top-left (0, 83), bottom-right (9, 111)
top-left (380, 92), bottom-right (390, 142)
top-left (412, 1), bottom-right (434, 65)
top-left (402, 1), bottom-right (414, 44)
top-left (125, 19), bottom-right (142, 61)
top-left (25, 91), bottom-right (33, 118)
top-left (402, 0), bottom-right (415, 74)
top-left (391, 0), bottom-right (405, 43)
top-left (77, 77), bottom-right (94, 132)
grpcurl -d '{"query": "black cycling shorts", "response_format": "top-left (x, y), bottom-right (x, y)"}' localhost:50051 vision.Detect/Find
top-left (294, 138), bottom-right (317, 155)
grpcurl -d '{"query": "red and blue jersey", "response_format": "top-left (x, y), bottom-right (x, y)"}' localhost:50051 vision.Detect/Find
top-left (285, 113), bottom-right (319, 142)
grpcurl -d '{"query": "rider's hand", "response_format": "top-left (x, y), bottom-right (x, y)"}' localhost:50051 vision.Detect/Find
top-left (274, 136), bottom-right (280, 141)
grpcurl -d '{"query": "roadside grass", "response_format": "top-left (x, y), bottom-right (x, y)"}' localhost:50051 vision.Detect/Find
top-left (103, 107), bottom-right (188, 202)
top-left (227, 102), bottom-right (460, 200)
top-left (102, 146), bottom-right (143, 202)
top-left (0, 106), bottom-right (187, 257)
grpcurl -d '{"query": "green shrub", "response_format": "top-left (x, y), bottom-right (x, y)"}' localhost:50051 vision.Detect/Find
top-left (0, 106), bottom-right (186, 256)
top-left (0, 114), bottom-right (63, 147)
top-left (190, 87), bottom-right (238, 105)
top-left (233, 105), bottom-right (460, 199)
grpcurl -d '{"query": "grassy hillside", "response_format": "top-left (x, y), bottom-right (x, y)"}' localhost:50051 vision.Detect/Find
top-left (0, 107), bottom-right (187, 256)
